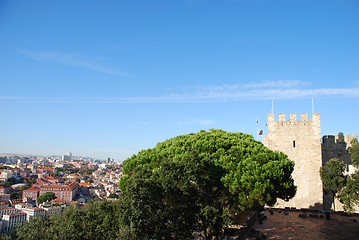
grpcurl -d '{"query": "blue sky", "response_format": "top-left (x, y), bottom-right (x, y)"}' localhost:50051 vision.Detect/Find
top-left (0, 0), bottom-right (358, 160)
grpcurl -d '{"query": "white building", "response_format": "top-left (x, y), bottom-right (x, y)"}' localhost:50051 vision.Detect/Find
top-left (2, 212), bottom-right (27, 233)
top-left (21, 207), bottom-right (46, 221)
top-left (14, 204), bottom-right (46, 221)
top-left (0, 170), bottom-right (13, 182)
top-left (41, 203), bottom-right (64, 218)
top-left (0, 208), bottom-right (17, 219)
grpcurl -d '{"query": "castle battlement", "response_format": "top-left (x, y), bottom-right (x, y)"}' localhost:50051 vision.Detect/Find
top-left (268, 113), bottom-right (319, 123)
top-left (266, 113), bottom-right (321, 137)
top-left (322, 135), bottom-right (336, 144)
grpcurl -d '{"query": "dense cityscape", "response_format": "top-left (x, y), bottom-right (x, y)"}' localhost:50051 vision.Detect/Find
top-left (0, 153), bottom-right (122, 234)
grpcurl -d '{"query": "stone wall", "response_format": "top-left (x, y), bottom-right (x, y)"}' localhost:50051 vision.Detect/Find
top-left (322, 135), bottom-right (352, 166)
top-left (264, 113), bottom-right (323, 209)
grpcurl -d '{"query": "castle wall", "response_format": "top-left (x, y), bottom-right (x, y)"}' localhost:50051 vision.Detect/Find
top-left (322, 135), bottom-right (352, 166)
top-left (264, 113), bottom-right (323, 209)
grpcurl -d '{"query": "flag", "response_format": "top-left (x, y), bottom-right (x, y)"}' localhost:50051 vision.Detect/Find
top-left (259, 130), bottom-right (263, 135)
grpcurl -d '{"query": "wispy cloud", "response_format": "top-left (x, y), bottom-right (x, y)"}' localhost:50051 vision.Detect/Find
top-left (202, 80), bottom-right (307, 91)
top-left (2, 81), bottom-right (359, 104)
top-left (184, 81), bottom-right (359, 101)
top-left (243, 80), bottom-right (308, 89)
top-left (20, 50), bottom-right (129, 76)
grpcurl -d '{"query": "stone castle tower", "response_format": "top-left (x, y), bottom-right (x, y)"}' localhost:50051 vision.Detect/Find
top-left (322, 135), bottom-right (352, 166)
top-left (264, 113), bottom-right (323, 208)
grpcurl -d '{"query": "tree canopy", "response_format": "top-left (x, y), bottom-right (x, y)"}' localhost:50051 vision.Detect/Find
top-left (337, 132), bottom-right (345, 142)
top-left (6, 201), bottom-right (121, 240)
top-left (37, 192), bottom-right (56, 204)
top-left (120, 129), bottom-right (296, 239)
top-left (320, 158), bottom-right (347, 211)
top-left (339, 137), bottom-right (359, 212)
top-left (349, 138), bottom-right (359, 167)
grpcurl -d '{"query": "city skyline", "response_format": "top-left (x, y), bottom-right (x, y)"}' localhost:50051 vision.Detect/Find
top-left (0, 0), bottom-right (358, 160)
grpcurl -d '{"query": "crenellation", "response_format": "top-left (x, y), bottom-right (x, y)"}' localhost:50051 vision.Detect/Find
top-left (279, 114), bottom-right (286, 122)
top-left (268, 113), bottom-right (319, 125)
top-left (322, 135), bottom-right (335, 144)
top-left (312, 113), bottom-right (320, 125)
top-left (301, 113), bottom-right (308, 121)
top-left (312, 113), bottom-right (321, 136)
top-left (322, 135), bottom-right (353, 165)
top-left (267, 113), bottom-right (275, 123)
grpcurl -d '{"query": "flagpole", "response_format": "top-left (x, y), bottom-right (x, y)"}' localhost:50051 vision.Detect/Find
top-left (312, 97), bottom-right (314, 115)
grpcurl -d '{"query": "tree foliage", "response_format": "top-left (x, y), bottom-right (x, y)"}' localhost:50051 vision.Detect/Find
top-left (320, 158), bottom-right (347, 211)
top-left (37, 192), bottom-right (56, 204)
top-left (120, 157), bottom-right (230, 239)
top-left (337, 132), bottom-right (345, 142)
top-left (339, 173), bottom-right (359, 213)
top-left (108, 193), bottom-right (119, 198)
top-left (339, 137), bottom-right (359, 212)
top-left (8, 201), bottom-right (122, 240)
top-left (349, 137), bottom-right (359, 167)
top-left (120, 129), bottom-right (296, 239)
top-left (15, 218), bottom-right (52, 240)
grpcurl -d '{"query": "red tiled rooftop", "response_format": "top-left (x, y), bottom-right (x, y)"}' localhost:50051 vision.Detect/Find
top-left (24, 186), bottom-right (39, 192)
top-left (39, 167), bottom-right (54, 171)
top-left (40, 182), bottom-right (78, 191)
top-left (41, 185), bottom-right (67, 190)
top-left (79, 182), bottom-right (91, 187)
top-left (45, 176), bottom-right (57, 180)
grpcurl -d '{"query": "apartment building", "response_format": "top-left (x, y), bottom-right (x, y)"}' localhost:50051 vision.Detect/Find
top-left (2, 212), bottom-right (27, 233)
top-left (40, 182), bottom-right (79, 203)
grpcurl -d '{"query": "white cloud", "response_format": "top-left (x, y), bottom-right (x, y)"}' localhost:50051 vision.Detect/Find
top-left (243, 80), bottom-right (308, 89)
top-left (2, 80), bottom-right (359, 104)
top-left (20, 50), bottom-right (129, 76)
top-left (174, 81), bottom-right (359, 102)
top-left (202, 80), bottom-right (307, 92)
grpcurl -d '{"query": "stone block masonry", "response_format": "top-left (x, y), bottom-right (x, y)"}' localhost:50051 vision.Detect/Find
top-left (264, 113), bottom-right (323, 209)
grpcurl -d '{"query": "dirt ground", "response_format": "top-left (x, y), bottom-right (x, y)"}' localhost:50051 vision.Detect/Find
top-left (251, 210), bottom-right (359, 240)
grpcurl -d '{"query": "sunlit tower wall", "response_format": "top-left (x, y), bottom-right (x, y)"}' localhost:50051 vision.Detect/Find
top-left (264, 113), bottom-right (323, 209)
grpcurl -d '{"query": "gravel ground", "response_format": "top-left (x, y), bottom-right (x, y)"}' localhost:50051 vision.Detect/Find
top-left (250, 210), bottom-right (359, 240)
